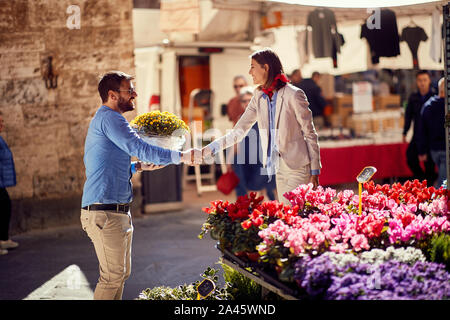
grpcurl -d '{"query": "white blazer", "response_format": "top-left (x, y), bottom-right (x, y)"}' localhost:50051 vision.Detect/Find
top-left (208, 83), bottom-right (322, 171)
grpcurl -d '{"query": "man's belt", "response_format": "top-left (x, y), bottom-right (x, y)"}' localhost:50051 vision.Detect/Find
top-left (82, 203), bottom-right (130, 213)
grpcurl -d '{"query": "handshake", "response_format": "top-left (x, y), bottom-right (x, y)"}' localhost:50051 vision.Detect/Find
top-left (180, 147), bottom-right (214, 166)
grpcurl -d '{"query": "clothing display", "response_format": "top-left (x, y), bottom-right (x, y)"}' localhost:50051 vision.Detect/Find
top-left (296, 29), bottom-right (311, 68)
top-left (430, 8), bottom-right (443, 63)
top-left (306, 8), bottom-right (340, 58)
top-left (332, 32), bottom-right (345, 68)
top-left (360, 9), bottom-right (400, 64)
top-left (400, 26), bottom-right (428, 69)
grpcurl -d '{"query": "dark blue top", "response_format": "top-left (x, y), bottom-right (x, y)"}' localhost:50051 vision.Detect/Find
top-left (403, 88), bottom-right (436, 140)
top-left (296, 78), bottom-right (327, 117)
top-left (417, 96), bottom-right (446, 154)
top-left (0, 135), bottom-right (16, 188)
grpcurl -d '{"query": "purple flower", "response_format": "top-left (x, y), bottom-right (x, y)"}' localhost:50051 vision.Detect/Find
top-left (293, 256), bottom-right (450, 300)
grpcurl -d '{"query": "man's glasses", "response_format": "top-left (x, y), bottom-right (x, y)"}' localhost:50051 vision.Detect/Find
top-left (117, 88), bottom-right (136, 95)
top-left (234, 84), bottom-right (245, 89)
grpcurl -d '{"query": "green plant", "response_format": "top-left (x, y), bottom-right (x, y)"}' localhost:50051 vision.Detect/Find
top-left (428, 232), bottom-right (450, 271)
top-left (221, 263), bottom-right (261, 300)
top-left (137, 266), bottom-right (232, 300)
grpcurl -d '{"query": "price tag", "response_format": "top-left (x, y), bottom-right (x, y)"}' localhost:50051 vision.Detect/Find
top-left (357, 166), bottom-right (377, 183)
top-left (196, 279), bottom-right (215, 299)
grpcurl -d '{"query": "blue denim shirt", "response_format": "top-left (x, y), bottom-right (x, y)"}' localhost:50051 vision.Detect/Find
top-left (0, 135), bottom-right (16, 188)
top-left (264, 91), bottom-right (279, 182)
top-left (81, 106), bottom-right (181, 208)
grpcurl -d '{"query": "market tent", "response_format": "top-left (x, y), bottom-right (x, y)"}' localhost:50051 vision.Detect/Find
top-left (209, 0), bottom-right (446, 74)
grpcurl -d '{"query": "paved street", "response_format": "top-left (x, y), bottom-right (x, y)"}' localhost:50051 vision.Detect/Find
top-left (0, 185), bottom-right (236, 300)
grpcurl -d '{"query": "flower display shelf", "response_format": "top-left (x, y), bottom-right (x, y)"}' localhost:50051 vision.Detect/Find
top-left (217, 244), bottom-right (300, 300)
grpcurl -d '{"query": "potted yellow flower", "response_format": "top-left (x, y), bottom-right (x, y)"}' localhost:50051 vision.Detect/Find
top-left (130, 111), bottom-right (190, 150)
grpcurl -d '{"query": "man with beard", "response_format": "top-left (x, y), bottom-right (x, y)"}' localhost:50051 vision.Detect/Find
top-left (81, 71), bottom-right (199, 300)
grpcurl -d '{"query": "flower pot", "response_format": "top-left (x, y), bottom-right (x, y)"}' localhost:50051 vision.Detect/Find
top-left (234, 251), bottom-right (247, 258)
top-left (246, 252), bottom-right (260, 262)
top-left (275, 265), bottom-right (283, 275)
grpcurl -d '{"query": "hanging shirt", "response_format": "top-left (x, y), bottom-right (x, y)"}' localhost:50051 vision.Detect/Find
top-left (306, 8), bottom-right (340, 58)
top-left (400, 26), bottom-right (428, 69)
top-left (296, 30), bottom-right (311, 68)
top-left (360, 9), bottom-right (400, 64)
top-left (430, 8), bottom-right (442, 63)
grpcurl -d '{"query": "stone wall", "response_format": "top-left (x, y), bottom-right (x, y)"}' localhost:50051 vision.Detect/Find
top-left (0, 0), bottom-right (137, 234)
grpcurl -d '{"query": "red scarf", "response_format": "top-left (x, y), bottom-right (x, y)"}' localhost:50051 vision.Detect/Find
top-left (262, 73), bottom-right (290, 99)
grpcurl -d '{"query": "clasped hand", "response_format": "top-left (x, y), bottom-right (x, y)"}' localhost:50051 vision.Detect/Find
top-left (180, 147), bottom-right (214, 166)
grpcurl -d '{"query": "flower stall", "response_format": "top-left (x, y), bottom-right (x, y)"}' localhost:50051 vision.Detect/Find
top-left (199, 180), bottom-right (450, 300)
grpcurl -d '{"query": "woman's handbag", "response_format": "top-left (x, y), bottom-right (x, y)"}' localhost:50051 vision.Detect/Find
top-left (216, 171), bottom-right (240, 195)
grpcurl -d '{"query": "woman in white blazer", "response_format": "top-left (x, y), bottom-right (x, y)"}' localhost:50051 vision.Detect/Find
top-left (203, 48), bottom-right (321, 205)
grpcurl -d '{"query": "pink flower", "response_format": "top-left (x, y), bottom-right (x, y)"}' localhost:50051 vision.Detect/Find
top-left (337, 190), bottom-right (355, 205)
top-left (388, 218), bottom-right (405, 243)
top-left (350, 234), bottom-right (370, 252)
top-left (329, 242), bottom-right (349, 254)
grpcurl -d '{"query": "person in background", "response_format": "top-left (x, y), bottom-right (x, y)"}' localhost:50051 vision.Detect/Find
top-left (0, 111), bottom-right (19, 256)
top-left (403, 70), bottom-right (437, 185)
top-left (229, 86), bottom-right (276, 201)
top-left (297, 71), bottom-right (327, 128)
top-left (227, 75), bottom-right (248, 125)
top-left (203, 48), bottom-right (321, 206)
top-left (81, 71), bottom-right (199, 300)
top-left (417, 77), bottom-right (447, 188)
top-left (289, 69), bottom-right (303, 88)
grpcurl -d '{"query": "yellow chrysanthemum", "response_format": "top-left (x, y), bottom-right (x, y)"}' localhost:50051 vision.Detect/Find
top-left (130, 111), bottom-right (190, 136)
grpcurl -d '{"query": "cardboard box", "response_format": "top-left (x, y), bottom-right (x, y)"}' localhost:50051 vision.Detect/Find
top-left (348, 114), bottom-right (373, 136)
top-left (334, 94), bottom-right (353, 118)
top-left (374, 95), bottom-right (401, 110)
top-left (319, 74), bottom-right (335, 99)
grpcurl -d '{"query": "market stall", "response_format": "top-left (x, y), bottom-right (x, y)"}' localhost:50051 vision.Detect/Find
top-left (320, 142), bottom-right (412, 185)
top-left (195, 0), bottom-right (450, 301)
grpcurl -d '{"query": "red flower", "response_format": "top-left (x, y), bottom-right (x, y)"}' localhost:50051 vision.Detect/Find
top-left (241, 220), bottom-right (252, 230)
top-left (252, 216), bottom-right (264, 227)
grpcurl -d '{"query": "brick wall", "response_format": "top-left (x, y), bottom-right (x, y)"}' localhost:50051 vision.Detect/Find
top-left (0, 0), bottom-right (137, 234)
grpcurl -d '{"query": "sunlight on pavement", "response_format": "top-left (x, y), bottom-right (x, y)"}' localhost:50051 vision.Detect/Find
top-left (23, 265), bottom-right (94, 300)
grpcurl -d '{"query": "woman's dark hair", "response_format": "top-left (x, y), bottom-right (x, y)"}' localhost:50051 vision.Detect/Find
top-left (98, 71), bottom-right (134, 103)
top-left (250, 48), bottom-right (286, 90)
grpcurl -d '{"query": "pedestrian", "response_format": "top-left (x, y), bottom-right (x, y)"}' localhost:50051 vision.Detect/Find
top-left (417, 77), bottom-right (447, 188)
top-left (81, 71), bottom-right (199, 300)
top-left (0, 111), bottom-right (19, 256)
top-left (403, 70), bottom-right (437, 185)
top-left (229, 86), bottom-right (276, 201)
top-left (289, 69), bottom-right (302, 88)
top-left (203, 48), bottom-right (321, 206)
top-left (227, 75), bottom-right (248, 125)
top-left (296, 71), bottom-right (327, 128)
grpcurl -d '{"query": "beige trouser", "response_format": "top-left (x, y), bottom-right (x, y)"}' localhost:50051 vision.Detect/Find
top-left (80, 209), bottom-right (133, 300)
top-left (275, 158), bottom-right (311, 206)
